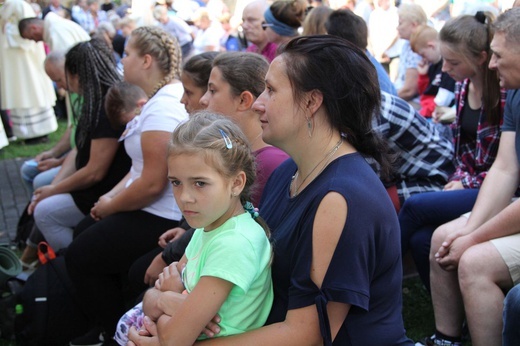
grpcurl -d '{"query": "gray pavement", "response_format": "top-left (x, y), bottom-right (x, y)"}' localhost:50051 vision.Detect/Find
top-left (0, 158), bottom-right (30, 245)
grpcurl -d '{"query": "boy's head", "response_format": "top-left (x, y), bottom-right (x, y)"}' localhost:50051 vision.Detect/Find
top-left (105, 81), bottom-right (148, 129)
top-left (397, 3), bottom-right (427, 40)
top-left (410, 25), bottom-right (442, 64)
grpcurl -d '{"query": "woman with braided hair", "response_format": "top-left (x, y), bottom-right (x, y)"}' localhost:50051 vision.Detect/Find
top-left (65, 26), bottom-right (188, 345)
top-left (29, 38), bottom-right (131, 252)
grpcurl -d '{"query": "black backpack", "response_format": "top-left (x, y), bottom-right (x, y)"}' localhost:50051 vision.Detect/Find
top-left (15, 246), bottom-right (90, 346)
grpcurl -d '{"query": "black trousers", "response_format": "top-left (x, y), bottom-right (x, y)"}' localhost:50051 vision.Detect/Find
top-left (65, 210), bottom-right (178, 336)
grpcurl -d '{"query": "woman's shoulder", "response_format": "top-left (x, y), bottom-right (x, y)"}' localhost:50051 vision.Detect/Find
top-left (140, 83), bottom-right (187, 124)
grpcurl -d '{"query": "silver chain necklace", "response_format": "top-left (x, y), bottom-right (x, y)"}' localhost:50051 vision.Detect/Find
top-left (290, 137), bottom-right (343, 198)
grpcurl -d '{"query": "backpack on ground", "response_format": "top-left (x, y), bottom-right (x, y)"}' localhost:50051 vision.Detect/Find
top-left (15, 243), bottom-right (90, 346)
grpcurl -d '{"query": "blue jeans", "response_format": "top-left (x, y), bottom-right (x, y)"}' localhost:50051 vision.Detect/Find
top-left (398, 188), bottom-right (479, 291)
top-left (20, 159), bottom-right (61, 194)
top-left (503, 285), bottom-right (520, 346)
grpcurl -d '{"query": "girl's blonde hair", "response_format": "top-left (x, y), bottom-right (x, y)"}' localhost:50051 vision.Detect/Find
top-left (130, 26), bottom-right (182, 99)
top-left (440, 12), bottom-right (501, 125)
top-left (169, 111), bottom-right (270, 236)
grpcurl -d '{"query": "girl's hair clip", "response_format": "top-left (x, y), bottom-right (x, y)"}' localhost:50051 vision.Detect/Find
top-left (244, 201), bottom-right (259, 219)
top-left (219, 129), bottom-right (233, 149)
top-left (475, 11), bottom-right (486, 24)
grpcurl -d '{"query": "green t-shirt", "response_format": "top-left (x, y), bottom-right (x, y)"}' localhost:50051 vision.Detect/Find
top-left (184, 212), bottom-right (273, 338)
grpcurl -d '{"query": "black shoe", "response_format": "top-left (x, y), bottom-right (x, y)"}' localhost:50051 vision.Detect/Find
top-left (24, 135), bottom-right (49, 145)
top-left (70, 327), bottom-right (104, 346)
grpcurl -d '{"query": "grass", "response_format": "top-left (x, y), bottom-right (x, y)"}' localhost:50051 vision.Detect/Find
top-left (0, 128), bottom-right (469, 345)
top-left (0, 119), bottom-right (68, 160)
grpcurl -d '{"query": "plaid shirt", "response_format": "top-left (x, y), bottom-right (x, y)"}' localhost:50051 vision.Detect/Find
top-left (376, 92), bottom-right (455, 202)
top-left (450, 79), bottom-right (505, 188)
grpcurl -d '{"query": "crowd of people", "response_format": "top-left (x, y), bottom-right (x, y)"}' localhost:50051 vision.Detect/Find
top-left (1, 0), bottom-right (520, 345)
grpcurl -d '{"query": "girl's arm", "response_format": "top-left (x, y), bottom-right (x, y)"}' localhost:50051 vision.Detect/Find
top-left (194, 192), bottom-right (351, 345)
top-left (157, 276), bottom-right (233, 346)
top-left (90, 131), bottom-right (171, 218)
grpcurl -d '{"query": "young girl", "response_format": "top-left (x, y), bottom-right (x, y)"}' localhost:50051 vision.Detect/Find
top-left (399, 11), bottom-right (504, 292)
top-left (65, 26), bottom-right (188, 344)
top-left (180, 51), bottom-right (219, 115)
top-left (119, 112), bottom-right (273, 345)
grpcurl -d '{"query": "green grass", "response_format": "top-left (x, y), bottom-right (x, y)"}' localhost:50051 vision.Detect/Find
top-left (403, 276), bottom-right (435, 341)
top-left (0, 119), bottom-right (68, 160)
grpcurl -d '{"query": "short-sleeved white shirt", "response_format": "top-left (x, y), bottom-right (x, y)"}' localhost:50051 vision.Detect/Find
top-left (123, 83), bottom-right (187, 220)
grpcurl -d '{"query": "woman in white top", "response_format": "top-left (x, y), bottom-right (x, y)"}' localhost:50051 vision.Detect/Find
top-left (65, 26), bottom-right (188, 344)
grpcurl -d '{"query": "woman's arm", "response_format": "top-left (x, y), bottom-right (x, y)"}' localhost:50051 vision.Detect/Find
top-left (29, 138), bottom-right (120, 212)
top-left (51, 148), bottom-right (78, 184)
top-left (102, 172), bottom-right (131, 198)
top-left (88, 131), bottom-right (171, 219)
top-left (47, 138), bottom-right (119, 193)
top-left (398, 68), bottom-right (419, 101)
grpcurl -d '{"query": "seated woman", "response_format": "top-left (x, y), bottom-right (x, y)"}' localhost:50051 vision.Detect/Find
top-left (128, 51), bottom-right (288, 296)
top-left (129, 35), bottom-right (413, 346)
top-left (398, 11), bottom-right (504, 292)
top-left (30, 39), bottom-right (131, 252)
top-left (65, 26), bottom-right (188, 345)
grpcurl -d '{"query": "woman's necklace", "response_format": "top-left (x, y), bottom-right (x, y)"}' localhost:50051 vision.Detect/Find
top-left (290, 137), bottom-right (343, 198)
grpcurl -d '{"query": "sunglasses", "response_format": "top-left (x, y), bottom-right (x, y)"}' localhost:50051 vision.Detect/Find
top-left (261, 22), bottom-right (274, 30)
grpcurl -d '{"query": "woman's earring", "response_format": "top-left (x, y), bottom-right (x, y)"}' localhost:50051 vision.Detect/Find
top-left (306, 117), bottom-right (313, 138)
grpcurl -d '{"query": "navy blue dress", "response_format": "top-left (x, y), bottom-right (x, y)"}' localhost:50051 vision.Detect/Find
top-left (260, 153), bottom-right (412, 345)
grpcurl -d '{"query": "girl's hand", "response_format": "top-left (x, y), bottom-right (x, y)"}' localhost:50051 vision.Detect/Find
top-left (127, 317), bottom-right (160, 346)
top-left (155, 262), bottom-right (184, 293)
top-left (201, 314), bottom-right (222, 338)
top-left (158, 227), bottom-right (187, 248)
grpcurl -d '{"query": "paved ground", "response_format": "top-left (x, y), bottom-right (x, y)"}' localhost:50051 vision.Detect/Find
top-left (0, 158), bottom-right (30, 246)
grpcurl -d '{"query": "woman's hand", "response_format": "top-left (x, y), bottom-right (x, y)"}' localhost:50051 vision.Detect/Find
top-left (158, 227), bottom-right (187, 248)
top-left (144, 254), bottom-right (168, 287)
top-left (90, 195), bottom-right (114, 220)
top-left (28, 185), bottom-right (57, 215)
top-left (443, 180), bottom-right (463, 191)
